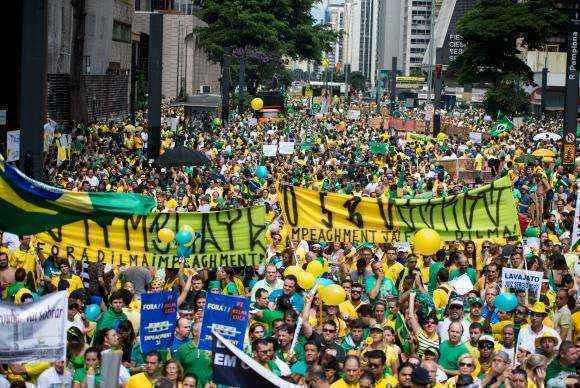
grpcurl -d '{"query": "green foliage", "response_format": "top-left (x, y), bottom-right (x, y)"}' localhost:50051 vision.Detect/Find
top-left (484, 81), bottom-right (530, 116)
top-left (349, 71), bottom-right (366, 92)
top-left (450, 0), bottom-right (568, 85)
top-left (194, 0), bottom-right (337, 93)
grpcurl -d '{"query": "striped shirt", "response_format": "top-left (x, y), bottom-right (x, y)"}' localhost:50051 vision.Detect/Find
top-left (416, 329), bottom-right (439, 357)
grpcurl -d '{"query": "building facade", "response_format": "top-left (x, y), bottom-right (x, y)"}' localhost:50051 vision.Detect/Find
top-left (376, 0), bottom-right (405, 73)
top-left (324, 4), bottom-right (345, 69)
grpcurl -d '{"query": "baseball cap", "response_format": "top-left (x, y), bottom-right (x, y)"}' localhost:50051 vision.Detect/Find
top-left (449, 298), bottom-right (464, 308)
top-left (478, 335), bottom-right (495, 344)
top-left (468, 297), bottom-right (483, 306)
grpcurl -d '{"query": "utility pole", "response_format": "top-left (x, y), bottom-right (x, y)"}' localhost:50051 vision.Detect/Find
top-left (390, 57), bottom-right (397, 110)
top-left (221, 47), bottom-right (231, 124)
top-left (433, 48), bottom-right (443, 136)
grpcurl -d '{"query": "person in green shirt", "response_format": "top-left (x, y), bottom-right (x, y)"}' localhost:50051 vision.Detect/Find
top-left (6, 268), bottom-right (26, 301)
top-left (546, 341), bottom-right (578, 382)
top-left (438, 321), bottom-right (469, 375)
top-left (449, 255), bottom-right (477, 285)
top-left (96, 290), bottom-right (127, 333)
top-left (428, 250), bottom-right (446, 293)
top-left (72, 347), bottom-right (102, 387)
top-left (173, 340), bottom-right (212, 387)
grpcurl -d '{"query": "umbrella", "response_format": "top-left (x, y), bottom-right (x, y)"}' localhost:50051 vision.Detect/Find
top-left (533, 132), bottom-right (561, 141)
top-left (155, 146), bottom-right (210, 167)
top-left (532, 148), bottom-right (555, 157)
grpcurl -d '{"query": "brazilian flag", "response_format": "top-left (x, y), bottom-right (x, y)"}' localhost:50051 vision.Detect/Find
top-left (0, 157), bottom-right (156, 235)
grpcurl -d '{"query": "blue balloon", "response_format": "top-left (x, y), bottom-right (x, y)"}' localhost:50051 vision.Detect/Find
top-left (493, 292), bottom-right (518, 312)
top-left (256, 166), bottom-right (268, 179)
top-left (84, 304), bottom-right (101, 322)
top-left (315, 278), bottom-right (334, 286)
top-left (174, 230), bottom-right (193, 245)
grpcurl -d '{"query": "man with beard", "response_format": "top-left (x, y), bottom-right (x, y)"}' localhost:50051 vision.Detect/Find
top-left (437, 299), bottom-right (470, 343)
top-left (339, 282), bottom-right (367, 320)
top-left (341, 319), bottom-right (366, 355)
top-left (330, 355), bottom-right (361, 388)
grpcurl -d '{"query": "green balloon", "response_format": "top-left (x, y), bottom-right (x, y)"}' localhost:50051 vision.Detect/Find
top-left (523, 227), bottom-right (539, 237)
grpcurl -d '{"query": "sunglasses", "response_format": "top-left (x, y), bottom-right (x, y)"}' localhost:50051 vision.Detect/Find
top-left (478, 343), bottom-right (494, 350)
top-left (459, 362), bottom-right (473, 367)
top-left (424, 320), bottom-right (437, 325)
top-left (322, 328), bottom-right (336, 333)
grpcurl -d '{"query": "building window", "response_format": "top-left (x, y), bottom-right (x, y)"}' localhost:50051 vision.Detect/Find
top-left (84, 56), bottom-right (91, 74)
top-left (113, 21), bottom-right (131, 43)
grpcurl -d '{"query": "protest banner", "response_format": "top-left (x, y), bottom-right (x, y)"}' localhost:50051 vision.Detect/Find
top-left (0, 291), bottom-right (68, 363)
top-left (211, 330), bottom-right (298, 388)
top-left (6, 130), bottom-right (20, 162)
top-left (263, 144), bottom-right (277, 157)
top-left (140, 291), bottom-right (178, 354)
top-left (278, 176), bottom-right (520, 244)
top-left (199, 293), bottom-right (250, 351)
top-left (34, 206), bottom-right (267, 269)
top-left (278, 141), bottom-right (295, 155)
top-left (501, 268), bottom-right (543, 299)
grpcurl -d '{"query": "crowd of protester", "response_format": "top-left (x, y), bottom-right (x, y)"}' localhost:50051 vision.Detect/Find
top-left (0, 97), bottom-right (578, 387)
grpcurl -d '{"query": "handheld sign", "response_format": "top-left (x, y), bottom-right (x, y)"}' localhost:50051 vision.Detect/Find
top-left (501, 268), bottom-right (543, 299)
top-left (199, 293), bottom-right (250, 351)
top-left (140, 291), bottom-right (178, 354)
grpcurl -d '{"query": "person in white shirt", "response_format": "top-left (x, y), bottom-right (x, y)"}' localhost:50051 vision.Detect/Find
top-left (517, 302), bottom-right (561, 354)
top-left (36, 361), bottom-right (72, 388)
top-left (437, 298), bottom-right (471, 343)
top-left (250, 264), bottom-right (283, 301)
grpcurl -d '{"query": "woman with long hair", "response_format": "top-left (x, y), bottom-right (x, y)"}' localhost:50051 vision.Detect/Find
top-left (163, 360), bottom-right (184, 388)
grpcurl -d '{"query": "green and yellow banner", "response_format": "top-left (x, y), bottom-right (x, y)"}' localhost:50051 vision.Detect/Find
top-left (278, 177), bottom-right (520, 244)
top-left (34, 206), bottom-right (267, 269)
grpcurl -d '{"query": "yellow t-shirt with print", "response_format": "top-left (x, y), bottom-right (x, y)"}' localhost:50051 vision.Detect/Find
top-left (9, 246), bottom-right (38, 275)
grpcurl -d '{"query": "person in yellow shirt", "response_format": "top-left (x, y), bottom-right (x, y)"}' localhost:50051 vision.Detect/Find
top-left (9, 235), bottom-right (40, 285)
top-left (125, 351), bottom-right (161, 388)
top-left (49, 260), bottom-right (84, 294)
top-left (331, 355), bottom-right (362, 388)
top-left (381, 245), bottom-right (404, 283)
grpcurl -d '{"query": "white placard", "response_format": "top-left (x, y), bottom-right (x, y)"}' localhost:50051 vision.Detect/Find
top-left (0, 291), bottom-right (68, 363)
top-left (248, 118), bottom-right (258, 126)
top-left (468, 132), bottom-right (483, 144)
top-left (43, 120), bottom-right (56, 152)
top-left (6, 130), bottom-right (20, 162)
top-left (263, 144), bottom-right (277, 157)
top-left (348, 110), bottom-right (360, 120)
top-left (278, 141), bottom-right (295, 155)
top-left (448, 274), bottom-right (473, 295)
top-left (171, 117), bottom-right (179, 131)
top-left (484, 115), bottom-right (492, 122)
top-left (501, 268), bottom-right (543, 299)
top-left (513, 117), bottom-right (523, 128)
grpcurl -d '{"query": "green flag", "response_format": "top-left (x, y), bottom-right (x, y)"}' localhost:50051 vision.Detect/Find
top-left (369, 141), bottom-right (388, 155)
top-left (489, 114), bottom-right (514, 137)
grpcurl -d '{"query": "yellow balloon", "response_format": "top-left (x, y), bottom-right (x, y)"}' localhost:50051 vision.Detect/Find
top-left (413, 228), bottom-right (442, 256)
top-left (297, 271), bottom-right (315, 290)
top-left (306, 260), bottom-right (324, 277)
top-left (167, 199), bottom-right (178, 209)
top-left (158, 228), bottom-right (175, 244)
top-left (436, 132), bottom-right (447, 142)
top-left (251, 98), bottom-right (264, 111)
top-left (320, 284), bottom-right (346, 306)
top-left (283, 265), bottom-right (303, 278)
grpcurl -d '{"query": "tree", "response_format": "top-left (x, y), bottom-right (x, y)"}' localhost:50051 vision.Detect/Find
top-left (70, 0), bottom-right (88, 123)
top-left (194, 0), bottom-right (337, 94)
top-left (451, 0), bottom-right (567, 86)
top-left (484, 79), bottom-right (530, 116)
top-left (349, 71), bottom-right (366, 92)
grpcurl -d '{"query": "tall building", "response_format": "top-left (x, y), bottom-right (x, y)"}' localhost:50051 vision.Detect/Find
top-left (46, 0), bottom-right (134, 124)
top-left (324, 3), bottom-right (345, 69)
top-left (422, 0), bottom-right (477, 68)
top-left (376, 0), bottom-right (405, 73)
top-left (345, 0), bottom-right (379, 86)
top-left (403, 0), bottom-right (437, 76)
top-left (133, 2), bottom-right (220, 100)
